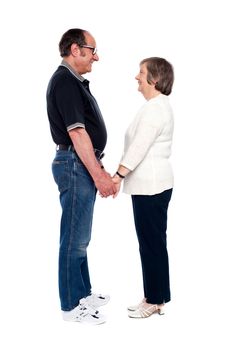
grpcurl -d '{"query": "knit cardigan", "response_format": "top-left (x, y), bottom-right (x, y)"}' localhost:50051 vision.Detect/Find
top-left (121, 93), bottom-right (174, 195)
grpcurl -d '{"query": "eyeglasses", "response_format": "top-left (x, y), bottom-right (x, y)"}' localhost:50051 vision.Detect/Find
top-left (80, 45), bottom-right (97, 55)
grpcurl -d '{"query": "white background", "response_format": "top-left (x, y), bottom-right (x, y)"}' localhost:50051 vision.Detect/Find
top-left (1, 0), bottom-right (226, 348)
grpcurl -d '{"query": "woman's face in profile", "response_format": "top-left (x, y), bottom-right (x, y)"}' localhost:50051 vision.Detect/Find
top-left (135, 64), bottom-right (150, 97)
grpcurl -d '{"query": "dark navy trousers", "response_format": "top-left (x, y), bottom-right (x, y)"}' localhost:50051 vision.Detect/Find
top-left (132, 189), bottom-right (172, 304)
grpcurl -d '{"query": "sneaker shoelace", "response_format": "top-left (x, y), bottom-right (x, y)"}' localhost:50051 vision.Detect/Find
top-left (79, 302), bottom-right (99, 318)
top-left (94, 293), bottom-right (106, 300)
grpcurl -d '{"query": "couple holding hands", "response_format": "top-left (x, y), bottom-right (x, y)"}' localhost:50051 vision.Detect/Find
top-left (46, 28), bottom-right (174, 325)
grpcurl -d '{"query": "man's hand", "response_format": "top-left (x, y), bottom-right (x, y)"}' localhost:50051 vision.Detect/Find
top-left (69, 128), bottom-right (116, 198)
top-left (95, 171), bottom-right (117, 197)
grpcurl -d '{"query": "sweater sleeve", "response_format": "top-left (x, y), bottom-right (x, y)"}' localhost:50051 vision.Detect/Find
top-left (120, 103), bottom-right (163, 171)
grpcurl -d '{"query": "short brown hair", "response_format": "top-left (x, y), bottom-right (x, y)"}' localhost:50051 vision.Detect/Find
top-left (141, 57), bottom-right (174, 95)
top-left (59, 28), bottom-right (87, 57)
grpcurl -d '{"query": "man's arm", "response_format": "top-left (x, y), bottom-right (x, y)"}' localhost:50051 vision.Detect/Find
top-left (69, 128), bottom-right (116, 197)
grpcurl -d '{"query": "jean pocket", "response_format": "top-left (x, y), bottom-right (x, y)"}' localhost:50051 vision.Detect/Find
top-left (52, 160), bottom-right (70, 193)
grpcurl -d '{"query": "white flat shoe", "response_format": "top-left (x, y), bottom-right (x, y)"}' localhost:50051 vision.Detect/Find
top-left (128, 303), bottom-right (164, 318)
top-left (127, 298), bottom-right (146, 311)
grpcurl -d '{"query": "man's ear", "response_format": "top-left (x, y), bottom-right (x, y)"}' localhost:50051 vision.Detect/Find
top-left (71, 43), bottom-right (80, 57)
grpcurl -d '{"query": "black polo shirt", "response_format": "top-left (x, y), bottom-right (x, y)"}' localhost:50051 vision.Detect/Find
top-left (46, 63), bottom-right (107, 152)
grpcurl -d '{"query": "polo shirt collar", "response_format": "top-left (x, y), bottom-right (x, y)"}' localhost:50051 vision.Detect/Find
top-left (60, 60), bottom-right (86, 82)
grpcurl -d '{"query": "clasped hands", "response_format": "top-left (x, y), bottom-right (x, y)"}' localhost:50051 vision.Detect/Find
top-left (95, 170), bottom-right (122, 198)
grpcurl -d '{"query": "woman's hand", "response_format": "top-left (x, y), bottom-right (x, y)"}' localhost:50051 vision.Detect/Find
top-left (112, 175), bottom-right (122, 198)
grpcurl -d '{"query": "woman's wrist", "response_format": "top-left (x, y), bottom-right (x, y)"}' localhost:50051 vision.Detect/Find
top-left (112, 173), bottom-right (123, 183)
top-left (115, 171), bottom-right (125, 179)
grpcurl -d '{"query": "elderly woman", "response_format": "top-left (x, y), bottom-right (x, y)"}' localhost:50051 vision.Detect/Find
top-left (113, 57), bottom-right (174, 318)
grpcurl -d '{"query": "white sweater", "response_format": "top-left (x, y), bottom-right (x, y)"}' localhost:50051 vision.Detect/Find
top-left (120, 94), bottom-right (174, 195)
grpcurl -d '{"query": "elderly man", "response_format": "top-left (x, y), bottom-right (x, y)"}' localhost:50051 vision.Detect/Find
top-left (46, 28), bottom-right (116, 324)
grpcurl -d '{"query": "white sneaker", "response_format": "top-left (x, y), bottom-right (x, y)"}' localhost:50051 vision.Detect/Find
top-left (85, 293), bottom-right (110, 308)
top-left (62, 300), bottom-right (106, 325)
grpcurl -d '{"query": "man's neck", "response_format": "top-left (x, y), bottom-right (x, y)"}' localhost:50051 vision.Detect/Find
top-left (61, 59), bottom-right (84, 82)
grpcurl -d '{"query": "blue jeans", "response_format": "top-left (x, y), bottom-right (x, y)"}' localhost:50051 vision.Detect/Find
top-left (52, 150), bottom-right (97, 311)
